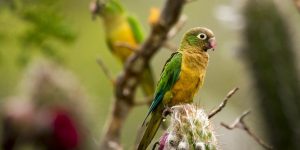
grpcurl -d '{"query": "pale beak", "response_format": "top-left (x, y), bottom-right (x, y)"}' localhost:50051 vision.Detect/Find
top-left (208, 37), bottom-right (217, 51)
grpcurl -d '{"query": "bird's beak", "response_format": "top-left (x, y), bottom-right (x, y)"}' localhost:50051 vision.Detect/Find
top-left (90, 0), bottom-right (104, 20)
top-left (208, 37), bottom-right (216, 51)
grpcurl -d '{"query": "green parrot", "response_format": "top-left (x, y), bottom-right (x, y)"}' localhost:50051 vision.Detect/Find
top-left (137, 27), bottom-right (216, 150)
top-left (94, 0), bottom-right (155, 97)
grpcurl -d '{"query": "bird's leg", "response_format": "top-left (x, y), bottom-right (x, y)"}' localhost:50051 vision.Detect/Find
top-left (162, 106), bottom-right (173, 119)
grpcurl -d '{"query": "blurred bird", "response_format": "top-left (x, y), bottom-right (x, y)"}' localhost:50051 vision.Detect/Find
top-left (92, 0), bottom-right (155, 97)
top-left (137, 27), bottom-right (216, 150)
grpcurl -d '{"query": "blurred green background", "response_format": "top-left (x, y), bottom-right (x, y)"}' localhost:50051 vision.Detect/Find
top-left (0, 0), bottom-right (300, 149)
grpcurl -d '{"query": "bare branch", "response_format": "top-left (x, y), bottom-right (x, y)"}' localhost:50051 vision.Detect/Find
top-left (100, 0), bottom-right (187, 149)
top-left (96, 58), bottom-right (115, 85)
top-left (221, 110), bottom-right (273, 150)
top-left (208, 87), bottom-right (239, 119)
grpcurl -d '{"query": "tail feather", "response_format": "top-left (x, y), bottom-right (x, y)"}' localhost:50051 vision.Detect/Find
top-left (138, 109), bottom-right (163, 150)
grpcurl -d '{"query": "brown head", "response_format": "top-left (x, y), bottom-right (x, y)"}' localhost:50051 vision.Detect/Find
top-left (180, 27), bottom-right (216, 52)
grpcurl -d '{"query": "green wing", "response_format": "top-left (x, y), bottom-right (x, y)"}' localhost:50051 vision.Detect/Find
top-left (143, 52), bottom-right (182, 124)
top-left (127, 15), bottom-right (144, 43)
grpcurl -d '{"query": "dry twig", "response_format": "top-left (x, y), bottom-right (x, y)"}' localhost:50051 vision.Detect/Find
top-left (221, 111), bottom-right (273, 150)
top-left (99, 0), bottom-right (187, 149)
top-left (96, 58), bottom-right (115, 85)
top-left (208, 87), bottom-right (239, 119)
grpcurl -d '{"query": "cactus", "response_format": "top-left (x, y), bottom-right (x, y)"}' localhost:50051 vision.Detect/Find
top-left (157, 104), bottom-right (218, 150)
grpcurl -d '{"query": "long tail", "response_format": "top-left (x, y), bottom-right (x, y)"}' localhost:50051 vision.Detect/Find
top-left (137, 106), bottom-right (163, 150)
top-left (140, 64), bottom-right (155, 99)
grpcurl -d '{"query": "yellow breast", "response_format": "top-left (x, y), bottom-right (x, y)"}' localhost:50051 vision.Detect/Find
top-left (109, 21), bottom-right (138, 62)
top-left (169, 52), bottom-right (208, 106)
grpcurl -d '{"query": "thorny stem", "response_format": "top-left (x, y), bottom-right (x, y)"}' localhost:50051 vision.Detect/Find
top-left (221, 110), bottom-right (273, 150)
top-left (208, 87), bottom-right (239, 119)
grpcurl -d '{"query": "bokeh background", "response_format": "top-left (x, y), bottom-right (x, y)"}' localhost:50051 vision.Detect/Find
top-left (0, 0), bottom-right (300, 149)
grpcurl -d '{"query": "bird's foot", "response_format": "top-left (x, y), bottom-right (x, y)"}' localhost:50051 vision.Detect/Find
top-left (152, 141), bottom-right (159, 150)
top-left (162, 106), bottom-right (173, 119)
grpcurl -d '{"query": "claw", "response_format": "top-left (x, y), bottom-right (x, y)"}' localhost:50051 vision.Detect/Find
top-left (162, 107), bottom-right (173, 118)
top-left (152, 141), bottom-right (159, 150)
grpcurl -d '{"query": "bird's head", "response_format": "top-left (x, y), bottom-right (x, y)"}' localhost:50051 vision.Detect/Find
top-left (181, 27), bottom-right (216, 52)
top-left (91, 0), bottom-right (124, 19)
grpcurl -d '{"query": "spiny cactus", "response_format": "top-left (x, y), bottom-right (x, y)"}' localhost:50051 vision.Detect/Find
top-left (157, 104), bottom-right (218, 150)
top-left (242, 0), bottom-right (300, 149)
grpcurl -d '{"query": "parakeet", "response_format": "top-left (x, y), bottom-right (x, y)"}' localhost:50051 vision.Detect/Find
top-left (95, 0), bottom-right (155, 97)
top-left (137, 27), bottom-right (216, 150)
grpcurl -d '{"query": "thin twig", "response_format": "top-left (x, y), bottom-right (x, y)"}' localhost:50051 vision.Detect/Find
top-left (208, 87), bottom-right (239, 119)
top-left (221, 110), bottom-right (273, 150)
top-left (96, 58), bottom-right (115, 85)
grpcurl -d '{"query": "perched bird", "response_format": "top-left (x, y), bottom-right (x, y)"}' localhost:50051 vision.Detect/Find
top-left (93, 0), bottom-right (155, 97)
top-left (138, 27), bottom-right (216, 150)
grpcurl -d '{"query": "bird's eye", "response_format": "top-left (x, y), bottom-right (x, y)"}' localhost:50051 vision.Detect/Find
top-left (197, 33), bottom-right (207, 40)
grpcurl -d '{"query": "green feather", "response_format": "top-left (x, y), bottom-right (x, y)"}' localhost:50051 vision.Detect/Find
top-left (104, 0), bottom-right (124, 14)
top-left (139, 52), bottom-right (182, 150)
top-left (143, 52), bottom-right (182, 125)
top-left (187, 35), bottom-right (199, 45)
top-left (127, 15), bottom-right (144, 43)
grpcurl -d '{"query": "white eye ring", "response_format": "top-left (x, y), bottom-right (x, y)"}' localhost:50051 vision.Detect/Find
top-left (197, 33), bottom-right (207, 40)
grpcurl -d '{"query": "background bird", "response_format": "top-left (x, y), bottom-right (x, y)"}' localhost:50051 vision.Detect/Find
top-left (137, 27), bottom-right (216, 150)
top-left (93, 0), bottom-right (156, 97)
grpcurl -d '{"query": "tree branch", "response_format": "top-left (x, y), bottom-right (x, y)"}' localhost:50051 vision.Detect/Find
top-left (221, 110), bottom-right (273, 150)
top-left (99, 0), bottom-right (187, 149)
top-left (208, 87), bottom-right (239, 119)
